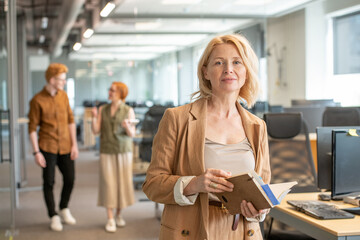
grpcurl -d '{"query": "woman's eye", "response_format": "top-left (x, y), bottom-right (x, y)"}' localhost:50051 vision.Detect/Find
top-left (234, 61), bottom-right (242, 65)
top-left (215, 61), bottom-right (222, 65)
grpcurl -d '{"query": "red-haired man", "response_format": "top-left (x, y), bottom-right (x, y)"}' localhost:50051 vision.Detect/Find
top-left (28, 63), bottom-right (78, 231)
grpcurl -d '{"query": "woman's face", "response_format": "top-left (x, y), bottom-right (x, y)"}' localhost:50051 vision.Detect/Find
top-left (108, 84), bottom-right (120, 101)
top-left (203, 43), bottom-right (246, 97)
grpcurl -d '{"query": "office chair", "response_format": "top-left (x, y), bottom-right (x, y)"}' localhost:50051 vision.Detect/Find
top-left (322, 107), bottom-right (360, 126)
top-left (139, 105), bottom-right (168, 163)
top-left (263, 112), bottom-right (317, 240)
top-left (138, 105), bottom-right (168, 220)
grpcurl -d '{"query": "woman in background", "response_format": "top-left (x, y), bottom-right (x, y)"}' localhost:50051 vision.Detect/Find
top-left (143, 34), bottom-right (271, 239)
top-left (91, 82), bottom-right (136, 233)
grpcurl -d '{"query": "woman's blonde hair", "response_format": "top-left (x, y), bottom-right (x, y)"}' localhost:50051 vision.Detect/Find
top-left (112, 82), bottom-right (129, 101)
top-left (192, 34), bottom-right (260, 107)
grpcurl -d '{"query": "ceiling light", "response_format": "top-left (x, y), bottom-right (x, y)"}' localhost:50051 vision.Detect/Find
top-left (73, 42), bottom-right (82, 51)
top-left (100, 2), bottom-right (116, 17)
top-left (39, 35), bottom-right (45, 43)
top-left (41, 17), bottom-right (48, 29)
top-left (83, 28), bottom-right (94, 39)
top-left (162, 0), bottom-right (201, 4)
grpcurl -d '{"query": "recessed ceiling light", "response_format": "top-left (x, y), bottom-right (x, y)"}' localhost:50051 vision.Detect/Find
top-left (39, 35), bottom-right (45, 43)
top-left (41, 17), bottom-right (48, 29)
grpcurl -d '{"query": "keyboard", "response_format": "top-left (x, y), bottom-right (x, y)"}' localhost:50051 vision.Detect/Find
top-left (287, 200), bottom-right (355, 220)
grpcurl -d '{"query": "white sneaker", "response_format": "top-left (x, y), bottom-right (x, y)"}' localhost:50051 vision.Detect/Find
top-left (105, 219), bottom-right (116, 233)
top-left (115, 215), bottom-right (126, 227)
top-left (60, 208), bottom-right (76, 225)
top-left (50, 215), bottom-right (63, 231)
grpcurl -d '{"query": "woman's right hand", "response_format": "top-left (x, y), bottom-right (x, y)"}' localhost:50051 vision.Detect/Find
top-left (183, 168), bottom-right (234, 196)
top-left (91, 107), bottom-right (98, 118)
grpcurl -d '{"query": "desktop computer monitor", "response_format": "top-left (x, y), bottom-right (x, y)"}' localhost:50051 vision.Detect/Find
top-left (316, 126), bottom-right (360, 190)
top-left (331, 129), bottom-right (360, 198)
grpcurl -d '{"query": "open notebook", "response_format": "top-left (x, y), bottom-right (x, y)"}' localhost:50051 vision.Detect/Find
top-left (214, 170), bottom-right (297, 215)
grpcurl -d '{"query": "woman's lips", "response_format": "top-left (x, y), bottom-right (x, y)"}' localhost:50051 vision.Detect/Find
top-left (222, 78), bottom-right (236, 81)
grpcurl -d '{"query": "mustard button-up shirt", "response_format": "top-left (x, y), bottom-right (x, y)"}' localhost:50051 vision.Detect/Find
top-left (28, 87), bottom-right (74, 155)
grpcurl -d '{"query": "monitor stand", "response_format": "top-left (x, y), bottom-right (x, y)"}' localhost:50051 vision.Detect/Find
top-left (331, 192), bottom-right (360, 201)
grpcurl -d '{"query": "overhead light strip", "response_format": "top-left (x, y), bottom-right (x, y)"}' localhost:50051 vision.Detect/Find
top-left (73, 42), bottom-right (82, 51)
top-left (83, 28), bottom-right (94, 39)
top-left (100, 2), bottom-right (116, 17)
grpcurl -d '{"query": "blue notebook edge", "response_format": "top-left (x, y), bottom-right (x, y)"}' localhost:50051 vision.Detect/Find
top-left (261, 184), bottom-right (280, 206)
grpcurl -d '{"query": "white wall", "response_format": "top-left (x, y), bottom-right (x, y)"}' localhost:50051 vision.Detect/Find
top-left (266, 10), bottom-right (306, 107)
top-left (305, 1), bottom-right (327, 100)
top-left (267, 0), bottom-right (360, 107)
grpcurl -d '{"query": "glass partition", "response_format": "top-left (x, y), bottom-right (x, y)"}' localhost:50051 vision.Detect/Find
top-left (0, 0), bottom-right (12, 234)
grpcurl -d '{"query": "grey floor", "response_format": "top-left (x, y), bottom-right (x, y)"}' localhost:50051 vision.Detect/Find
top-left (0, 149), bottom-right (161, 240)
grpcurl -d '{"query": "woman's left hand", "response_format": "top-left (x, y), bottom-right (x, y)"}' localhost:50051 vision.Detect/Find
top-left (240, 200), bottom-right (270, 218)
top-left (121, 119), bottom-right (131, 129)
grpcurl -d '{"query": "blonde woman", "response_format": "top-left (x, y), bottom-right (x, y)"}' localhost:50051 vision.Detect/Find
top-left (143, 34), bottom-right (271, 240)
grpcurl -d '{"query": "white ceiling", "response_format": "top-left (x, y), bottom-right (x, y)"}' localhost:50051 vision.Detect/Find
top-left (69, 0), bottom-right (314, 61)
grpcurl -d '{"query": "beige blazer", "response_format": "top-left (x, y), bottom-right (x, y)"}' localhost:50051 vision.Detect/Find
top-left (142, 98), bottom-right (271, 240)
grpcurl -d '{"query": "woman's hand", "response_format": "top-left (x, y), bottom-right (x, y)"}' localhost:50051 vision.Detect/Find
top-left (240, 200), bottom-right (270, 218)
top-left (121, 119), bottom-right (131, 129)
top-left (183, 168), bottom-right (234, 196)
top-left (121, 119), bottom-right (136, 137)
top-left (91, 107), bottom-right (98, 118)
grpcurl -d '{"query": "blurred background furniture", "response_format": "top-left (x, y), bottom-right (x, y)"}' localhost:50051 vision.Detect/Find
top-left (291, 99), bottom-right (338, 107)
top-left (139, 105), bottom-right (169, 163)
top-left (263, 112), bottom-right (318, 240)
top-left (322, 107), bottom-right (360, 126)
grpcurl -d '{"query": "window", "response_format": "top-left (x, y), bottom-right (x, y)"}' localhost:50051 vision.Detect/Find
top-left (333, 11), bottom-right (360, 74)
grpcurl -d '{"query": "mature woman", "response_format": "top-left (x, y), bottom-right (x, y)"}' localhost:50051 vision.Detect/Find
top-left (91, 82), bottom-right (136, 233)
top-left (142, 34), bottom-right (271, 240)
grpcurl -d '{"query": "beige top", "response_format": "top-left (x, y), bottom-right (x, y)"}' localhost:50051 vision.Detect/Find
top-left (173, 137), bottom-right (266, 222)
top-left (173, 137), bottom-right (255, 204)
top-left (204, 138), bottom-right (255, 201)
top-left (204, 138), bottom-right (255, 175)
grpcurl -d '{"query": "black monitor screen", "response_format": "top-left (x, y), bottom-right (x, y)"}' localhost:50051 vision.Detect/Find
top-left (316, 126), bottom-right (360, 190)
top-left (331, 129), bottom-right (360, 198)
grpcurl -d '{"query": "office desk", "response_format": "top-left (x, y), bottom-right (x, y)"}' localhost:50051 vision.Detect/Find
top-left (269, 192), bottom-right (360, 240)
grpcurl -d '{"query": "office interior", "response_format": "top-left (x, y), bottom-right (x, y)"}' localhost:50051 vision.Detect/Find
top-left (1, 0), bottom-right (360, 239)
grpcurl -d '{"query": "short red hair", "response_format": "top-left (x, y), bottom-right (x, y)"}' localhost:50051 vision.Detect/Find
top-left (45, 63), bottom-right (68, 82)
top-left (112, 82), bottom-right (128, 100)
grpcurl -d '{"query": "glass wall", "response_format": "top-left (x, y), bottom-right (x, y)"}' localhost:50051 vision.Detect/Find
top-left (0, 0), bottom-right (12, 233)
